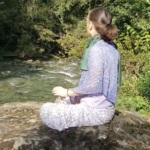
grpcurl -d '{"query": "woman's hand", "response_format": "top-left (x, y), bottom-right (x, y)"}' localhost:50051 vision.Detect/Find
top-left (52, 86), bottom-right (67, 97)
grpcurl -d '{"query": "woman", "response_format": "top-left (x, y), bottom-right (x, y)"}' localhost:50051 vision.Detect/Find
top-left (40, 7), bottom-right (120, 131)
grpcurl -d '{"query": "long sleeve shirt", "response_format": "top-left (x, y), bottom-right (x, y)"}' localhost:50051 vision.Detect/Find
top-left (69, 39), bottom-right (119, 107)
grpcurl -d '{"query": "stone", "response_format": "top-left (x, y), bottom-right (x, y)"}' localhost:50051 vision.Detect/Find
top-left (24, 59), bottom-right (33, 64)
top-left (0, 102), bottom-right (150, 150)
top-left (1, 71), bottom-right (11, 75)
top-left (34, 60), bottom-right (41, 64)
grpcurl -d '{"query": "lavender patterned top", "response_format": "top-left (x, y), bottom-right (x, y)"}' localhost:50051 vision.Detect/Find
top-left (70, 39), bottom-right (119, 106)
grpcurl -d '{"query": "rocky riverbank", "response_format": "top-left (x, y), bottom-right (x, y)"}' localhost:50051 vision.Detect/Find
top-left (0, 102), bottom-right (150, 150)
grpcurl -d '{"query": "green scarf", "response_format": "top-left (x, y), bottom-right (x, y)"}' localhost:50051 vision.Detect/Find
top-left (80, 34), bottom-right (101, 70)
top-left (80, 34), bottom-right (121, 88)
top-left (118, 57), bottom-right (122, 88)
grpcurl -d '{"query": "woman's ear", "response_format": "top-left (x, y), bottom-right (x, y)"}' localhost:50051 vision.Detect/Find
top-left (89, 21), bottom-right (93, 30)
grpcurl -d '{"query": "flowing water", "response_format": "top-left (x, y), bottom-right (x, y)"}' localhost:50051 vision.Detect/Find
top-left (0, 58), bottom-right (81, 104)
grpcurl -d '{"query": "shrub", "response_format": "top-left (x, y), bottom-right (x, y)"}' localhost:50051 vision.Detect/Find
top-left (137, 72), bottom-right (150, 99)
top-left (116, 24), bottom-right (150, 55)
top-left (116, 95), bottom-right (150, 115)
top-left (118, 73), bottom-right (139, 96)
top-left (119, 51), bottom-right (150, 75)
top-left (57, 21), bottom-right (87, 58)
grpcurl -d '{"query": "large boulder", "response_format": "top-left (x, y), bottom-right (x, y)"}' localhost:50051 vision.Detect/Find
top-left (0, 102), bottom-right (150, 150)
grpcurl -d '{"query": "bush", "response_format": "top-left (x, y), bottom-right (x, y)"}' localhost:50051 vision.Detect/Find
top-left (116, 24), bottom-right (150, 55)
top-left (118, 73), bottom-right (139, 96)
top-left (57, 21), bottom-right (87, 58)
top-left (119, 51), bottom-right (150, 75)
top-left (116, 95), bottom-right (150, 115)
top-left (137, 72), bottom-right (150, 99)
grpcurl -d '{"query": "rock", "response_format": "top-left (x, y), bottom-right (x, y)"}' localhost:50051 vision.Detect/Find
top-left (27, 65), bottom-right (38, 71)
top-left (34, 60), bottom-right (41, 64)
top-left (0, 102), bottom-right (150, 150)
top-left (24, 59), bottom-right (33, 64)
top-left (1, 71), bottom-right (11, 75)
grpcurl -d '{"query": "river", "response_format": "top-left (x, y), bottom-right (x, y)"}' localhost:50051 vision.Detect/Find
top-left (0, 58), bottom-right (81, 104)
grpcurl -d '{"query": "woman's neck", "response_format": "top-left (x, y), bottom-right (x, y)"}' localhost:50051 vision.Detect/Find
top-left (89, 30), bottom-right (99, 37)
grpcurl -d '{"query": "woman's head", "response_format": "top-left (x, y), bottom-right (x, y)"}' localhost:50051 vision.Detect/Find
top-left (87, 7), bottom-right (118, 41)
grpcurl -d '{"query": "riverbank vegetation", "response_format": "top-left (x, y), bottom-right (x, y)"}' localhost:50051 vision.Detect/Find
top-left (0, 0), bottom-right (150, 114)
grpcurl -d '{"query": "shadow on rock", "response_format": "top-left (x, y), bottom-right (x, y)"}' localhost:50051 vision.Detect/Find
top-left (17, 124), bottom-right (117, 150)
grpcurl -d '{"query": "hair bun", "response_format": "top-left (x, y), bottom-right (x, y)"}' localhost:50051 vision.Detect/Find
top-left (88, 7), bottom-right (118, 41)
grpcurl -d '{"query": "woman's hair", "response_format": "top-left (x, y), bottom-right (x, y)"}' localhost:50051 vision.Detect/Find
top-left (88, 7), bottom-right (118, 41)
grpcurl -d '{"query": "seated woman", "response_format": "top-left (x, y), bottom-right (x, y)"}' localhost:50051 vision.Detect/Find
top-left (40, 7), bottom-right (121, 131)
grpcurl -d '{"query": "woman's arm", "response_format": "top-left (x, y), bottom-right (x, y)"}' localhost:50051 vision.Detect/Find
top-left (69, 44), bottom-right (104, 94)
top-left (52, 44), bottom-right (104, 97)
top-left (52, 86), bottom-right (80, 97)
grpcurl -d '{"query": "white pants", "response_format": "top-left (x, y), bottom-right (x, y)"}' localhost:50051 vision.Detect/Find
top-left (39, 102), bottom-right (115, 131)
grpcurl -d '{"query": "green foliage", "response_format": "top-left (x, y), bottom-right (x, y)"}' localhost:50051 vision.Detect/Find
top-left (119, 51), bottom-right (150, 75)
top-left (51, 0), bottom-right (99, 24)
top-left (117, 52), bottom-right (150, 115)
top-left (57, 32), bottom-right (86, 58)
top-left (116, 24), bottom-right (150, 55)
top-left (103, 0), bottom-right (150, 31)
top-left (118, 74), bottom-right (139, 96)
top-left (17, 33), bottom-right (35, 54)
top-left (0, 0), bottom-right (59, 57)
top-left (1, 0), bottom-right (150, 57)
top-left (0, 0), bottom-right (102, 57)
top-left (116, 95), bottom-right (150, 115)
top-left (116, 57), bottom-right (150, 115)
top-left (57, 21), bottom-right (87, 58)
top-left (137, 72), bottom-right (150, 99)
